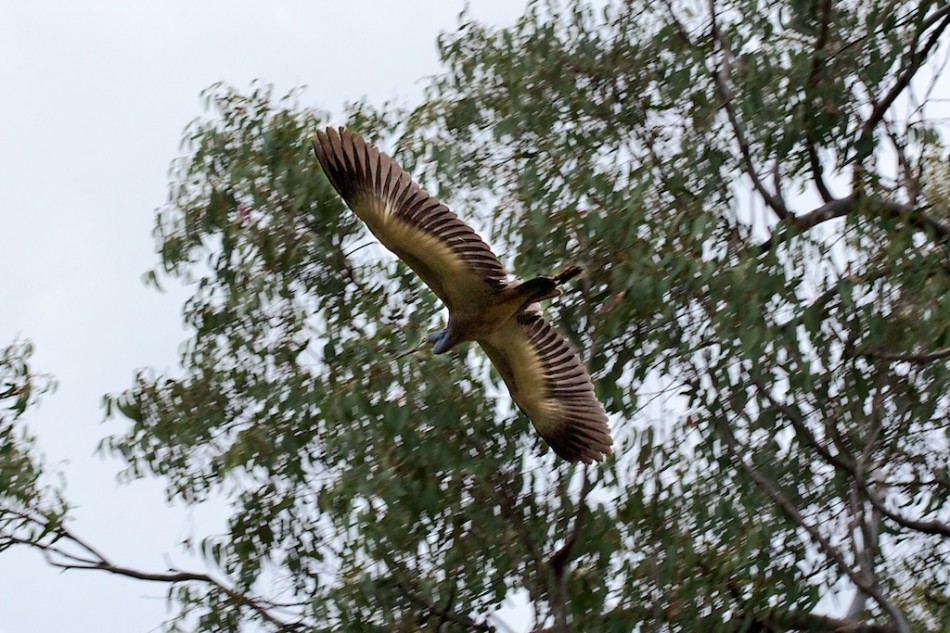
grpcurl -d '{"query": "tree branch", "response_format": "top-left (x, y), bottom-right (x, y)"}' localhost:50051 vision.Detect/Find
top-left (766, 610), bottom-right (898, 633)
top-left (855, 7), bottom-right (950, 162)
top-left (864, 346), bottom-right (950, 364)
top-left (1, 519), bottom-right (304, 631)
top-left (755, 387), bottom-right (950, 539)
top-left (882, 117), bottom-right (920, 206)
top-left (696, 552), bottom-right (901, 632)
top-left (558, 599), bottom-right (900, 633)
top-left (707, 0), bottom-right (790, 220)
top-left (759, 194), bottom-right (950, 251)
top-left (549, 466), bottom-right (591, 574)
top-left (542, 466), bottom-right (593, 633)
top-left (852, 6), bottom-right (950, 191)
top-left (861, 476), bottom-right (950, 538)
top-left (803, 0), bottom-right (836, 203)
top-left (715, 417), bottom-right (911, 633)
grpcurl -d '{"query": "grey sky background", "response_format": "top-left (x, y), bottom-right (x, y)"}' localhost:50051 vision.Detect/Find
top-left (0, 2), bottom-right (526, 631)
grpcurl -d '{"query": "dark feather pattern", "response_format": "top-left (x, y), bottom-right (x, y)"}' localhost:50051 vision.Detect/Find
top-left (313, 127), bottom-right (507, 309)
top-left (516, 313), bottom-right (611, 463)
top-left (476, 309), bottom-right (612, 464)
top-left (312, 127), bottom-right (613, 463)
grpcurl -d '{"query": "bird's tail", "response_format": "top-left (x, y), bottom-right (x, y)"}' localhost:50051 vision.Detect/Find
top-left (512, 265), bottom-right (583, 306)
top-left (552, 265), bottom-right (582, 284)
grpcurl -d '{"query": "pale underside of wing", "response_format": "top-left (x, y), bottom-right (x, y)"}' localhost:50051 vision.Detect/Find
top-left (312, 127), bottom-right (507, 311)
top-left (477, 307), bottom-right (612, 463)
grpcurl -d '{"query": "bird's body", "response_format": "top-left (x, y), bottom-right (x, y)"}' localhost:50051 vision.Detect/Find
top-left (312, 127), bottom-right (612, 463)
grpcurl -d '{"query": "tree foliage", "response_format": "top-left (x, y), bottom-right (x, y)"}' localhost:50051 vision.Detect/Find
top-left (0, 340), bottom-right (56, 511)
top-left (3, 1), bottom-right (950, 632)
top-left (0, 340), bottom-right (69, 571)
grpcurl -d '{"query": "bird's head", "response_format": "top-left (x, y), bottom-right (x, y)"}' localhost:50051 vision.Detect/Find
top-left (427, 326), bottom-right (456, 354)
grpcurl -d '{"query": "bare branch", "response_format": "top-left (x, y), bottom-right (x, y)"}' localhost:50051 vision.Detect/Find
top-left (808, 144), bottom-right (835, 203)
top-left (882, 117), bottom-right (920, 205)
top-left (1, 515), bottom-right (304, 631)
top-left (756, 386), bottom-right (950, 538)
top-left (798, 196), bottom-right (949, 236)
top-left (846, 481), bottom-right (875, 618)
top-left (863, 479), bottom-right (950, 538)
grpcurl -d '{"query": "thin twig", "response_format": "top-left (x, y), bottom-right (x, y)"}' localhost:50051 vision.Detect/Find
top-left (864, 346), bottom-right (950, 363)
top-left (2, 526), bottom-right (303, 631)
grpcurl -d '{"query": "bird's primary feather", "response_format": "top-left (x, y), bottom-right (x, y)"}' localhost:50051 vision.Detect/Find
top-left (312, 127), bottom-right (506, 312)
top-left (478, 307), bottom-right (612, 464)
top-left (312, 127), bottom-right (612, 463)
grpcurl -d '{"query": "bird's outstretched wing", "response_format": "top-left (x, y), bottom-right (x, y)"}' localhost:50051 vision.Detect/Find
top-left (312, 127), bottom-right (507, 310)
top-left (477, 308), bottom-right (612, 463)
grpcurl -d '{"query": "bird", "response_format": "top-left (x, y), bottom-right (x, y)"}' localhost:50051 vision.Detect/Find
top-left (312, 127), bottom-right (612, 463)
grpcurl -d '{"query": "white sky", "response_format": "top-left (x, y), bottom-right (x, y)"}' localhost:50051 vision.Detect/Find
top-left (0, 2), bottom-right (526, 631)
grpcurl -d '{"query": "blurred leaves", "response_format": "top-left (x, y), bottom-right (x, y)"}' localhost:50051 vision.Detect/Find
top-left (0, 340), bottom-right (57, 510)
top-left (0, 340), bottom-right (69, 569)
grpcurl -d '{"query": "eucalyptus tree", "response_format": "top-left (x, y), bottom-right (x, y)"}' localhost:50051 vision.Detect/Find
top-left (2, 1), bottom-right (949, 632)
